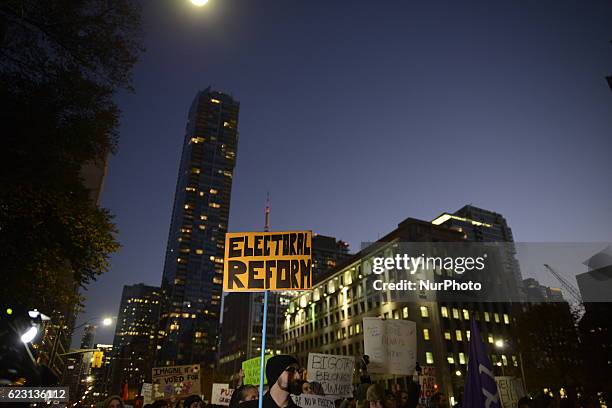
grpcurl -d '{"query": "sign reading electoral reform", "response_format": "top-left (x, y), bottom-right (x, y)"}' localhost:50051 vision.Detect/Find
top-left (224, 231), bottom-right (313, 291)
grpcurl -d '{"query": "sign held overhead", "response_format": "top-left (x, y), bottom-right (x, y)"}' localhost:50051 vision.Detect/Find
top-left (224, 231), bottom-right (313, 291)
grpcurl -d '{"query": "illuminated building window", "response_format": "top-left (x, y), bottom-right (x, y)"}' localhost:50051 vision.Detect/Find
top-left (200, 215), bottom-right (208, 220)
top-left (209, 202), bottom-right (221, 208)
top-left (462, 309), bottom-right (469, 320)
top-left (199, 191), bottom-right (205, 197)
top-left (355, 324), bottom-right (360, 334)
top-left (211, 98), bottom-right (221, 104)
top-left (494, 313), bottom-right (500, 323)
top-left (185, 187), bottom-right (196, 192)
top-left (488, 334), bottom-right (494, 344)
top-left (512, 355), bottom-right (518, 367)
top-left (503, 314), bottom-right (510, 324)
top-left (190, 137), bottom-right (205, 144)
top-left (184, 204), bottom-right (192, 210)
top-left (447, 354), bottom-right (455, 364)
top-left (452, 308), bottom-right (460, 319)
top-left (441, 306), bottom-right (449, 318)
top-left (484, 312), bottom-right (490, 322)
top-left (209, 188), bottom-right (218, 194)
top-left (459, 353), bottom-right (466, 365)
top-left (456, 330), bottom-right (463, 341)
top-left (393, 310), bottom-right (399, 320)
top-left (199, 225), bottom-right (206, 230)
top-left (444, 331), bottom-right (452, 340)
top-left (423, 329), bottom-right (430, 340)
top-left (426, 352), bottom-right (434, 364)
top-left (501, 355), bottom-right (508, 366)
top-left (466, 330), bottom-right (470, 341)
top-left (191, 168), bottom-right (200, 174)
top-left (402, 307), bottom-right (409, 318)
top-left (420, 306), bottom-right (429, 318)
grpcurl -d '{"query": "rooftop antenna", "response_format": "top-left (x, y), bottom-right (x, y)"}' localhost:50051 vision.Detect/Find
top-left (264, 192), bottom-right (270, 232)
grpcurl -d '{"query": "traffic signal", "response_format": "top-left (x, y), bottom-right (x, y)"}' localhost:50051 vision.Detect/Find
top-left (91, 351), bottom-right (104, 368)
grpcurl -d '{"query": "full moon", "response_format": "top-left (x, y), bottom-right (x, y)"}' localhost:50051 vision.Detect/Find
top-left (190, 0), bottom-right (209, 6)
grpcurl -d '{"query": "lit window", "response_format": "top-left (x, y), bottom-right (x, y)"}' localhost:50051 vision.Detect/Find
top-left (185, 187), bottom-right (196, 192)
top-left (494, 313), bottom-right (500, 323)
top-left (452, 308), bottom-right (460, 319)
top-left (512, 355), bottom-right (518, 367)
top-left (444, 331), bottom-right (451, 340)
top-left (191, 168), bottom-right (200, 174)
top-left (209, 203), bottom-right (221, 208)
top-left (426, 352), bottom-right (434, 364)
top-left (503, 314), bottom-right (510, 324)
top-left (223, 121), bottom-right (231, 127)
top-left (447, 354), bottom-right (455, 364)
top-left (211, 98), bottom-right (221, 104)
top-left (199, 225), bottom-right (205, 230)
top-left (420, 306), bottom-right (429, 318)
top-left (456, 330), bottom-right (462, 341)
top-left (190, 137), bottom-right (205, 144)
top-left (423, 329), bottom-right (430, 340)
top-left (484, 312), bottom-right (490, 322)
top-left (184, 204), bottom-right (192, 210)
top-left (466, 330), bottom-right (470, 341)
top-left (210, 188), bottom-right (218, 194)
top-left (402, 307), bottom-right (409, 318)
top-left (393, 310), bottom-right (399, 320)
top-left (195, 249), bottom-right (204, 255)
top-left (488, 334), bottom-right (494, 344)
top-left (200, 215), bottom-right (208, 221)
top-left (501, 355), bottom-right (508, 366)
top-left (441, 306), bottom-right (449, 318)
top-left (355, 324), bottom-right (360, 334)
top-left (462, 309), bottom-right (469, 320)
top-left (458, 353), bottom-right (466, 364)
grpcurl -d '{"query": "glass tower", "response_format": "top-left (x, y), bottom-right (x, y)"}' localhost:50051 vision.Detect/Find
top-left (158, 88), bottom-right (239, 366)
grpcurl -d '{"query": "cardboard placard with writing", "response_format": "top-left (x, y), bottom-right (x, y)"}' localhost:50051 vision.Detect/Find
top-left (306, 353), bottom-right (354, 398)
top-left (152, 364), bottom-right (200, 400)
top-left (363, 318), bottom-right (416, 375)
top-left (224, 231), bottom-right (313, 291)
top-left (211, 383), bottom-right (234, 406)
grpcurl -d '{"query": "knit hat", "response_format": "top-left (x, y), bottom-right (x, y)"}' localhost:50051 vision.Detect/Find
top-left (183, 395), bottom-right (203, 408)
top-left (266, 355), bottom-right (299, 386)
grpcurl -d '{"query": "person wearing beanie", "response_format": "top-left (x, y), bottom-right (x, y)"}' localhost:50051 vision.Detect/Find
top-left (183, 395), bottom-right (203, 408)
top-left (241, 354), bottom-right (304, 408)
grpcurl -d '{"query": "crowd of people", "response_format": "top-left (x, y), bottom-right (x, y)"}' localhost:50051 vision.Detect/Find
top-left (96, 354), bottom-right (600, 408)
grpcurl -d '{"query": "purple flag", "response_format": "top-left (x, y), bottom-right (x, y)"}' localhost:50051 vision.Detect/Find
top-left (463, 318), bottom-right (501, 408)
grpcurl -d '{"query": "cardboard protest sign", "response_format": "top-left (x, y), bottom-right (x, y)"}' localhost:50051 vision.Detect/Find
top-left (306, 353), bottom-right (354, 398)
top-left (418, 367), bottom-right (436, 407)
top-left (495, 376), bottom-right (525, 408)
top-left (141, 383), bottom-right (152, 405)
top-left (242, 355), bottom-right (272, 385)
top-left (291, 395), bottom-right (336, 408)
top-left (224, 231), bottom-right (313, 291)
top-left (363, 317), bottom-right (417, 375)
top-left (152, 364), bottom-right (200, 400)
top-left (211, 383), bottom-right (234, 406)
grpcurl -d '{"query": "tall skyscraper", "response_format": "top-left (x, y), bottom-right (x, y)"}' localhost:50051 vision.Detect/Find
top-left (158, 88), bottom-right (240, 367)
top-left (110, 283), bottom-right (161, 395)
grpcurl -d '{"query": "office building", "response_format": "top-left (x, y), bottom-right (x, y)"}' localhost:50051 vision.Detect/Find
top-left (432, 205), bottom-right (523, 289)
top-left (281, 217), bottom-right (518, 401)
top-left (312, 234), bottom-right (351, 280)
top-left (110, 283), bottom-right (161, 395)
top-left (158, 88), bottom-right (240, 367)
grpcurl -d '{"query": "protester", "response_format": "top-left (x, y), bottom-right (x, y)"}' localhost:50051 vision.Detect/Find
top-left (184, 395), bottom-right (204, 408)
top-left (152, 400), bottom-right (170, 408)
top-left (229, 385), bottom-right (259, 408)
top-left (103, 395), bottom-right (125, 408)
top-left (241, 354), bottom-right (303, 408)
top-left (366, 384), bottom-right (385, 408)
top-left (383, 390), bottom-right (397, 408)
top-left (430, 393), bottom-right (449, 408)
top-left (517, 396), bottom-right (532, 408)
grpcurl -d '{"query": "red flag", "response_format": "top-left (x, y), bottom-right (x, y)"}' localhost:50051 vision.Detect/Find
top-left (121, 381), bottom-right (129, 401)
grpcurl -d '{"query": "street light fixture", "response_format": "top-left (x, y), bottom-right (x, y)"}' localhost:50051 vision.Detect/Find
top-left (190, 0), bottom-right (209, 6)
top-left (20, 326), bottom-right (38, 343)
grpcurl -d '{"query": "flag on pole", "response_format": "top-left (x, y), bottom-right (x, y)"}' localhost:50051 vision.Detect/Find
top-left (463, 318), bottom-right (501, 408)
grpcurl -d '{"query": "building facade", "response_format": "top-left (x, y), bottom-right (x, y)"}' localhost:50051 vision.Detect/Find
top-left (158, 88), bottom-right (240, 367)
top-left (110, 283), bottom-right (161, 395)
top-left (282, 216), bottom-right (520, 401)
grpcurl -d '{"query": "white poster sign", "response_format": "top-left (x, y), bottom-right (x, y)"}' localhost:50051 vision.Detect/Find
top-left (307, 353), bottom-right (354, 398)
top-left (363, 317), bottom-right (416, 375)
top-left (211, 383), bottom-right (233, 406)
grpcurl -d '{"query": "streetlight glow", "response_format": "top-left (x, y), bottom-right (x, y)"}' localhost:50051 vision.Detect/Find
top-left (102, 317), bottom-right (112, 326)
top-left (495, 339), bottom-right (504, 348)
top-left (190, 0), bottom-right (209, 6)
top-left (20, 326), bottom-right (38, 343)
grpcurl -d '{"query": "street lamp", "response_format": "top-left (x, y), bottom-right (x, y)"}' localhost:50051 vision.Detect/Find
top-left (190, 0), bottom-right (209, 6)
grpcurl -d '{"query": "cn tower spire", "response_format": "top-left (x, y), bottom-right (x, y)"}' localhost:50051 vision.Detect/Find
top-left (264, 192), bottom-right (270, 232)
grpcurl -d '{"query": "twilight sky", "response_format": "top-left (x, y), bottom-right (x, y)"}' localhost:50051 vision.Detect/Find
top-left (75, 0), bottom-right (612, 345)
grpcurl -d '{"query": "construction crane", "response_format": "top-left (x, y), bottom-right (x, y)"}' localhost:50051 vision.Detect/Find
top-left (543, 264), bottom-right (582, 303)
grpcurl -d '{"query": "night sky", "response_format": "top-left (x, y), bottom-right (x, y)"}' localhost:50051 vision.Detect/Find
top-left (75, 0), bottom-right (612, 345)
